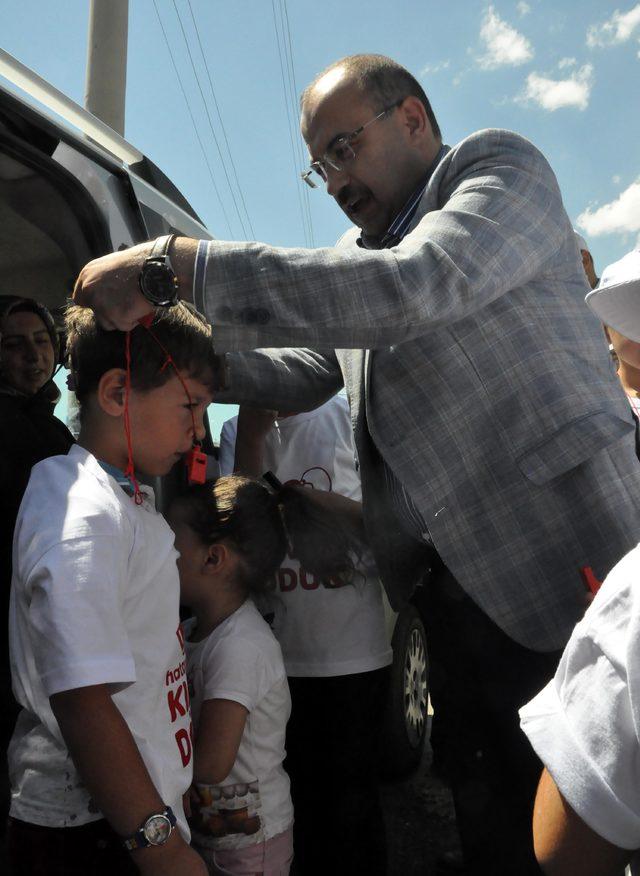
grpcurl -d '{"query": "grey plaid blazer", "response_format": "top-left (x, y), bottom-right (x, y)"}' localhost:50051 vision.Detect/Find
top-left (198, 128), bottom-right (640, 652)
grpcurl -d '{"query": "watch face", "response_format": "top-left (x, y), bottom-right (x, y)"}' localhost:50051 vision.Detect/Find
top-left (141, 262), bottom-right (178, 305)
top-left (144, 813), bottom-right (172, 846)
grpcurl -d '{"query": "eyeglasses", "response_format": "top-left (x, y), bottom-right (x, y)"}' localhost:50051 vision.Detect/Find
top-left (300, 100), bottom-right (403, 188)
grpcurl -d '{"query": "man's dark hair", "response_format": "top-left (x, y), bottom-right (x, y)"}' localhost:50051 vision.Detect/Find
top-left (65, 302), bottom-right (222, 406)
top-left (301, 54), bottom-right (441, 140)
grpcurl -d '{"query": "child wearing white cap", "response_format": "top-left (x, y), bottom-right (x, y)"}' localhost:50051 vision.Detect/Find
top-left (592, 250), bottom-right (640, 422)
top-left (520, 248), bottom-right (640, 875)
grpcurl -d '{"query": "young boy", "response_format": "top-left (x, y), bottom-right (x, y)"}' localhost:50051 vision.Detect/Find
top-left (7, 303), bottom-right (218, 875)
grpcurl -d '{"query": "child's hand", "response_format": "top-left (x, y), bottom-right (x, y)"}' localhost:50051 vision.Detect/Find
top-left (185, 783), bottom-right (205, 823)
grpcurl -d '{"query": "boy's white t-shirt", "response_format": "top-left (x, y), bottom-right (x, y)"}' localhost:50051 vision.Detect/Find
top-left (185, 599), bottom-right (292, 850)
top-left (219, 395), bottom-right (392, 677)
top-left (9, 445), bottom-right (192, 838)
top-left (520, 543), bottom-right (640, 873)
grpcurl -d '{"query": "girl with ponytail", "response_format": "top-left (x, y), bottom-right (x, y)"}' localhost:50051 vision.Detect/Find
top-left (168, 475), bottom-right (364, 875)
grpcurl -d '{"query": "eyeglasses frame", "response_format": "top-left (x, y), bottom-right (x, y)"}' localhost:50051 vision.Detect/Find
top-left (300, 98), bottom-right (405, 188)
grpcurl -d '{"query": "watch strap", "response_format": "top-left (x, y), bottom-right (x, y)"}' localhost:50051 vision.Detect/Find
top-left (150, 234), bottom-right (175, 260)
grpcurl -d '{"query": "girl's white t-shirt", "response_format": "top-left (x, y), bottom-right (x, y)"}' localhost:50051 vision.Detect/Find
top-left (9, 446), bottom-right (192, 837)
top-left (184, 600), bottom-right (293, 850)
top-left (219, 395), bottom-right (392, 677)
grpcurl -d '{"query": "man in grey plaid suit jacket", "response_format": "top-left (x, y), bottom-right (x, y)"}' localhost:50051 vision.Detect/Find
top-left (75, 55), bottom-right (640, 874)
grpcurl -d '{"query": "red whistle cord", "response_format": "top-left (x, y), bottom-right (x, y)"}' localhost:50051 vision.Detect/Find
top-left (123, 331), bottom-right (144, 505)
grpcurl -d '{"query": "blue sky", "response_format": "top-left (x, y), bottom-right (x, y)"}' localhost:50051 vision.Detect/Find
top-left (2, 0), bottom-right (640, 435)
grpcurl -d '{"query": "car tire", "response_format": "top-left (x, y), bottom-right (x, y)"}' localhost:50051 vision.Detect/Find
top-left (380, 605), bottom-right (429, 779)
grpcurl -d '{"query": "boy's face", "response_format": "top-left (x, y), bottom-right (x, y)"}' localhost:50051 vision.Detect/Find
top-left (1, 310), bottom-right (55, 395)
top-left (128, 373), bottom-right (213, 476)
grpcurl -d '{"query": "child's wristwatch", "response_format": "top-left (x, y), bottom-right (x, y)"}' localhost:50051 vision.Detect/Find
top-left (122, 806), bottom-right (177, 850)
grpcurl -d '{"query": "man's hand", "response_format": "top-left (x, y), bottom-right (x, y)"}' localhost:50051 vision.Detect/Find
top-left (72, 237), bottom-right (199, 330)
top-left (73, 242), bottom-right (155, 330)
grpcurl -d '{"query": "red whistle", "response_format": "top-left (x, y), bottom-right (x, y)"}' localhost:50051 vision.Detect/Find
top-left (185, 446), bottom-right (207, 484)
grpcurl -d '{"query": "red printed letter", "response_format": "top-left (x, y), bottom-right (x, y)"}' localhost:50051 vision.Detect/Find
top-left (167, 681), bottom-right (188, 722)
top-left (278, 567), bottom-right (297, 592)
top-left (175, 727), bottom-right (192, 767)
top-left (300, 569), bottom-right (319, 591)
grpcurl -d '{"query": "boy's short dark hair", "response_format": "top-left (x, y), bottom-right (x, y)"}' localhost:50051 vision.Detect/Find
top-left (65, 303), bottom-right (222, 406)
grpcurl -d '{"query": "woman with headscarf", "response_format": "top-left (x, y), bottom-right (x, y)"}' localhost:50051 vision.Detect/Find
top-left (0, 295), bottom-right (74, 827)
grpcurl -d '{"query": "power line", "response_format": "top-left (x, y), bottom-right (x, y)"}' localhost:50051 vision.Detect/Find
top-left (186, 0), bottom-right (255, 240)
top-left (281, 0), bottom-right (314, 246)
top-left (151, 0), bottom-right (233, 237)
top-left (271, 0), bottom-right (313, 247)
top-left (171, 0), bottom-right (251, 240)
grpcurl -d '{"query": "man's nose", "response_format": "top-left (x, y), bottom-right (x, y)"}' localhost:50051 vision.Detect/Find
top-left (326, 164), bottom-right (349, 199)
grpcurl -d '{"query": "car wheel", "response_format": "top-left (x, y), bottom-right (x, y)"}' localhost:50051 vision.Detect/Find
top-left (381, 605), bottom-right (429, 778)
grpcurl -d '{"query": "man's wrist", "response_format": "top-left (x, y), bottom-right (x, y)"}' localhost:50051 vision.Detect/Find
top-left (166, 236), bottom-right (198, 304)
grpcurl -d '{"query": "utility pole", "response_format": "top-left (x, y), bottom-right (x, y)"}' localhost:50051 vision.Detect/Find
top-left (84, 0), bottom-right (129, 135)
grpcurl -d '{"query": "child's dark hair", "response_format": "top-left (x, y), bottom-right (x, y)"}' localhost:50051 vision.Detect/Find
top-left (65, 303), bottom-right (222, 406)
top-left (171, 475), bottom-right (363, 597)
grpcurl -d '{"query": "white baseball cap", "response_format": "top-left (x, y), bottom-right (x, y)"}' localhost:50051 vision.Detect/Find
top-left (586, 249), bottom-right (640, 341)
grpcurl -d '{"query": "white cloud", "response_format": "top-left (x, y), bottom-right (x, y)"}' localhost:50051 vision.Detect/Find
top-left (577, 179), bottom-right (640, 239)
top-left (518, 64), bottom-right (593, 110)
top-left (558, 56), bottom-right (577, 68)
top-left (477, 6), bottom-right (534, 69)
top-left (517, 1), bottom-right (531, 15)
top-left (421, 60), bottom-right (451, 75)
top-left (587, 3), bottom-right (640, 47)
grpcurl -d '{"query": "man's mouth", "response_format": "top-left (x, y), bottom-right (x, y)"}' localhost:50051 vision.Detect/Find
top-left (340, 187), bottom-right (371, 218)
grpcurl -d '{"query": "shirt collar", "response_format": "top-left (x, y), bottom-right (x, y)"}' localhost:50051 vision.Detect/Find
top-left (358, 143), bottom-right (449, 250)
top-left (97, 458), bottom-right (136, 496)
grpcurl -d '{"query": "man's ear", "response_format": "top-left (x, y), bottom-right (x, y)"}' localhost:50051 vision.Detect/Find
top-left (97, 368), bottom-right (127, 417)
top-left (400, 95), bottom-right (429, 139)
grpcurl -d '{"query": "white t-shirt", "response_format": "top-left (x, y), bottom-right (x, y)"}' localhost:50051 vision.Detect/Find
top-left (520, 543), bottom-right (640, 872)
top-left (219, 396), bottom-right (392, 677)
top-left (185, 600), bottom-right (292, 850)
top-left (9, 445), bottom-right (192, 838)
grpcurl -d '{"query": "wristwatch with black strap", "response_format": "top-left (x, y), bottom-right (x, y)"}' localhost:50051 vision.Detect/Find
top-left (122, 805), bottom-right (177, 851)
top-left (138, 234), bottom-right (180, 307)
